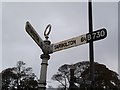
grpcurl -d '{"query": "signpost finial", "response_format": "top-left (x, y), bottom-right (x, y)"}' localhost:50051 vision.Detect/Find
top-left (44, 24), bottom-right (51, 40)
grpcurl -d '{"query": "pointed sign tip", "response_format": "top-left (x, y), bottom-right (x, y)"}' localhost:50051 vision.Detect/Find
top-left (26, 21), bottom-right (30, 24)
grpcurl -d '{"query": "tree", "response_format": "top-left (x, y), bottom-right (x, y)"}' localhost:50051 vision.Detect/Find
top-left (81, 63), bottom-right (120, 90)
top-left (52, 64), bottom-right (70, 89)
top-left (1, 61), bottom-right (38, 90)
top-left (51, 61), bottom-right (120, 90)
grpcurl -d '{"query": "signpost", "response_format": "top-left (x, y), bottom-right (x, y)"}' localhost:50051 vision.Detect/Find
top-left (25, 1), bottom-right (107, 90)
top-left (25, 22), bottom-right (52, 90)
top-left (25, 22), bottom-right (107, 90)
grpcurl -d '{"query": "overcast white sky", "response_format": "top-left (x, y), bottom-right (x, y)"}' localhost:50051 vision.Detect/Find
top-left (1, 0), bottom-right (119, 87)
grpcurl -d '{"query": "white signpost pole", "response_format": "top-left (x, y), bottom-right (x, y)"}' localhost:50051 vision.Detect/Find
top-left (38, 47), bottom-right (50, 90)
top-left (38, 25), bottom-right (52, 90)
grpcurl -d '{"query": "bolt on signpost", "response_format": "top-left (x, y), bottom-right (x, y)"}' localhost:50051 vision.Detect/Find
top-left (25, 1), bottom-right (107, 90)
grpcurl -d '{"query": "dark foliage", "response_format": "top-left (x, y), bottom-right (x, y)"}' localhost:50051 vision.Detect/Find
top-left (1, 61), bottom-right (38, 90)
top-left (52, 61), bottom-right (120, 90)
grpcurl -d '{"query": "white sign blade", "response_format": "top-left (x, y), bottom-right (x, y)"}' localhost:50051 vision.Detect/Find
top-left (52, 34), bottom-right (87, 52)
top-left (52, 28), bottom-right (107, 53)
top-left (25, 21), bottom-right (44, 49)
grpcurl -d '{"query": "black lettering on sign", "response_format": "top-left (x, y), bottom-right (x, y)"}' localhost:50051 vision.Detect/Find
top-left (81, 36), bottom-right (86, 42)
top-left (86, 28), bottom-right (107, 43)
top-left (54, 40), bottom-right (76, 50)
